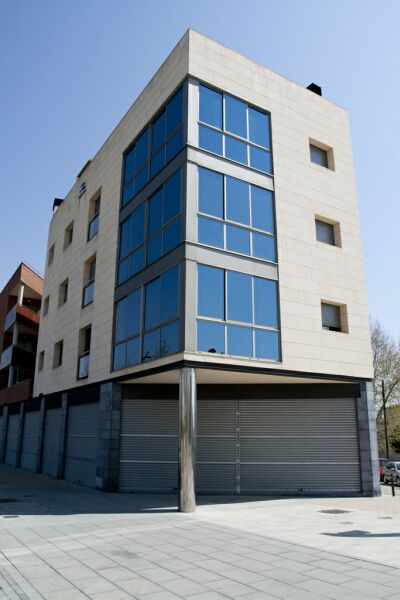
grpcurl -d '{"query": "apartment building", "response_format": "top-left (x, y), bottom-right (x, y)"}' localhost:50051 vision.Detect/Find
top-left (0, 30), bottom-right (379, 510)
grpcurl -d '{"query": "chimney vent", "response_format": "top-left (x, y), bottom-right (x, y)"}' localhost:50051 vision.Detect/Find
top-left (307, 83), bottom-right (322, 96)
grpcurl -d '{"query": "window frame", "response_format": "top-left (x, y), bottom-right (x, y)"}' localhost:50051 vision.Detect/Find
top-left (321, 301), bottom-right (348, 333)
top-left (309, 139), bottom-right (335, 171)
top-left (315, 215), bottom-right (341, 248)
top-left (82, 257), bottom-right (96, 308)
top-left (53, 340), bottom-right (64, 368)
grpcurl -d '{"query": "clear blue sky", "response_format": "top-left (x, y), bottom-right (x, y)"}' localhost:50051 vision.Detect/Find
top-left (1, 0), bottom-right (399, 335)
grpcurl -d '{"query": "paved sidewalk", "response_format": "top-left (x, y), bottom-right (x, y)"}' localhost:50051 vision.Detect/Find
top-left (0, 466), bottom-right (400, 600)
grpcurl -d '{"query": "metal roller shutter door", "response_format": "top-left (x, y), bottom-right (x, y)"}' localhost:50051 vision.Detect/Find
top-left (197, 399), bottom-right (237, 493)
top-left (5, 414), bottom-right (19, 466)
top-left (119, 398), bottom-right (179, 492)
top-left (239, 398), bottom-right (361, 494)
top-left (42, 408), bottom-right (62, 478)
top-left (64, 403), bottom-right (99, 487)
top-left (20, 411), bottom-right (41, 472)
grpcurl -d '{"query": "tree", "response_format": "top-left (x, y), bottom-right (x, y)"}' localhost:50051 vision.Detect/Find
top-left (370, 319), bottom-right (400, 418)
top-left (389, 425), bottom-right (400, 453)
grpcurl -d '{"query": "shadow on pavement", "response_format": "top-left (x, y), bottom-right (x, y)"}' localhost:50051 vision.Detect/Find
top-left (324, 530), bottom-right (400, 538)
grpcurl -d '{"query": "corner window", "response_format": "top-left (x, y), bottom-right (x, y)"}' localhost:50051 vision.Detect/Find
top-left (310, 140), bottom-right (334, 170)
top-left (58, 279), bottom-right (68, 306)
top-left (315, 218), bottom-right (340, 247)
top-left (121, 86), bottom-right (184, 208)
top-left (197, 265), bottom-right (280, 361)
top-left (197, 167), bottom-right (276, 263)
top-left (77, 325), bottom-right (91, 379)
top-left (63, 222), bottom-right (74, 249)
top-left (199, 85), bottom-right (272, 175)
top-left (48, 244), bottom-right (55, 266)
top-left (53, 340), bottom-right (63, 367)
top-left (321, 302), bottom-right (347, 333)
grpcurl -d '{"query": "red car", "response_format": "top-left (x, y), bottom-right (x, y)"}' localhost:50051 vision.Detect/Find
top-left (379, 458), bottom-right (389, 481)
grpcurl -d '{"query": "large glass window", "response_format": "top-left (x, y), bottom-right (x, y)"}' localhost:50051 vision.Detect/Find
top-left (118, 170), bottom-right (182, 284)
top-left (197, 264), bottom-right (280, 361)
top-left (113, 265), bottom-right (181, 370)
top-left (121, 86), bottom-right (184, 207)
top-left (199, 85), bottom-right (272, 174)
top-left (197, 167), bottom-right (276, 263)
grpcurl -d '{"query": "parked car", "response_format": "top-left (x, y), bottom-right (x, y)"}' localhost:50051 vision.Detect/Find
top-left (379, 457), bottom-right (388, 481)
top-left (382, 462), bottom-right (400, 485)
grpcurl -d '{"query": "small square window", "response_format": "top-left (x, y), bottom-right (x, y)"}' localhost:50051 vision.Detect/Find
top-left (64, 222), bottom-right (74, 249)
top-left (310, 140), bottom-right (334, 170)
top-left (59, 279), bottom-right (68, 306)
top-left (48, 244), bottom-right (55, 266)
top-left (38, 351), bottom-right (45, 371)
top-left (315, 218), bottom-right (341, 247)
top-left (321, 302), bottom-right (347, 333)
top-left (53, 340), bottom-right (63, 367)
top-left (43, 296), bottom-right (49, 316)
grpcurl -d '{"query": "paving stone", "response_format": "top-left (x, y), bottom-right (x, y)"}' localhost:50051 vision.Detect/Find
top-left (117, 577), bottom-right (163, 595)
top-left (161, 576), bottom-right (209, 595)
top-left (204, 577), bottom-right (256, 597)
top-left (214, 567), bottom-right (266, 584)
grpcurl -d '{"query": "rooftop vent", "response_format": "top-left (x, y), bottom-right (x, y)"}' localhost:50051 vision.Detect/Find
top-left (53, 198), bottom-right (64, 213)
top-left (307, 83), bottom-right (322, 96)
top-left (78, 182), bottom-right (86, 198)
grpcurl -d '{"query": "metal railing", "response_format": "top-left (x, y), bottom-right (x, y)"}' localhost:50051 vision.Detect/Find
top-left (77, 351), bottom-right (90, 379)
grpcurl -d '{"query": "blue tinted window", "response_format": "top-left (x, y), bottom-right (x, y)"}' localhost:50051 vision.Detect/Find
top-left (198, 217), bottom-right (224, 248)
top-left (227, 325), bottom-right (253, 357)
top-left (250, 146), bottom-right (272, 173)
top-left (248, 108), bottom-right (270, 148)
top-left (134, 166), bottom-right (148, 194)
top-left (163, 219), bottom-right (181, 254)
top-left (226, 225), bottom-right (250, 255)
top-left (160, 321), bottom-right (179, 356)
top-left (166, 88), bottom-right (183, 136)
top-left (227, 272), bottom-right (252, 324)
top-left (252, 232), bottom-right (276, 262)
top-left (144, 278), bottom-right (160, 330)
top-left (225, 95), bottom-right (247, 138)
top-left (226, 177), bottom-right (250, 225)
top-left (130, 246), bottom-right (145, 276)
top-left (151, 148), bottom-right (165, 177)
top-left (143, 329), bottom-right (159, 361)
top-left (199, 125), bottom-right (223, 155)
top-left (166, 127), bottom-right (183, 162)
top-left (113, 343), bottom-right (126, 370)
top-left (197, 321), bottom-right (225, 354)
top-left (131, 203), bottom-right (145, 249)
top-left (199, 86), bottom-right (222, 128)
top-left (254, 278), bottom-right (278, 328)
top-left (163, 170), bottom-right (181, 224)
top-left (118, 258), bottom-right (129, 285)
top-left (135, 128), bottom-right (149, 171)
top-left (122, 181), bottom-right (133, 206)
top-left (124, 147), bottom-right (135, 183)
top-left (251, 187), bottom-right (274, 233)
top-left (115, 289), bottom-right (141, 343)
top-left (255, 330), bottom-right (280, 360)
top-left (198, 168), bottom-right (223, 218)
top-left (148, 189), bottom-right (163, 236)
top-left (147, 234), bottom-right (162, 265)
top-left (160, 267), bottom-right (179, 324)
top-left (225, 136), bottom-right (247, 164)
top-left (152, 111), bottom-right (166, 154)
top-left (120, 219), bottom-right (131, 260)
top-left (198, 265), bottom-right (224, 319)
top-left (126, 337), bottom-right (140, 366)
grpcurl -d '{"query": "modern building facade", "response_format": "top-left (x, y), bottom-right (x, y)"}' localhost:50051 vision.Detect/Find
top-left (0, 30), bottom-right (379, 510)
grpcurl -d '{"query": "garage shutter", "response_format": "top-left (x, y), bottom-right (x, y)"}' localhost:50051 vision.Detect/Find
top-left (42, 408), bottom-right (62, 478)
top-left (197, 399), bottom-right (237, 493)
top-left (64, 403), bottom-right (99, 487)
top-left (119, 398), bottom-right (178, 492)
top-left (239, 398), bottom-right (360, 493)
top-left (5, 414), bottom-right (20, 467)
top-left (20, 411), bottom-right (41, 472)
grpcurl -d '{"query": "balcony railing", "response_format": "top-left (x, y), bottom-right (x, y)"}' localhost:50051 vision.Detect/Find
top-left (82, 280), bottom-right (95, 307)
top-left (77, 351), bottom-right (90, 379)
top-left (4, 303), bottom-right (40, 331)
top-left (0, 379), bottom-right (33, 406)
top-left (88, 213), bottom-right (100, 241)
top-left (0, 345), bottom-right (13, 370)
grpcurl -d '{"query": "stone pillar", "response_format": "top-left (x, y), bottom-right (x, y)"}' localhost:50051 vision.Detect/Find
top-left (96, 382), bottom-right (121, 491)
top-left (178, 367), bottom-right (197, 512)
top-left (34, 397), bottom-right (46, 473)
top-left (56, 392), bottom-right (69, 479)
top-left (357, 381), bottom-right (381, 496)
top-left (0, 406), bottom-right (9, 463)
top-left (15, 402), bottom-right (25, 468)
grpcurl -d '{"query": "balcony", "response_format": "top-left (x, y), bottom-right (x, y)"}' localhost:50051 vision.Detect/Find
top-left (0, 345), bottom-right (12, 370)
top-left (0, 345), bottom-right (36, 372)
top-left (0, 379), bottom-right (33, 406)
top-left (4, 303), bottom-right (40, 332)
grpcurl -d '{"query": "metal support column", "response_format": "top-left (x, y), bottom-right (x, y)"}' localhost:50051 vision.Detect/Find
top-left (35, 396), bottom-right (46, 473)
top-left (15, 402), bottom-right (25, 468)
top-left (178, 367), bottom-right (196, 512)
top-left (56, 392), bottom-right (69, 479)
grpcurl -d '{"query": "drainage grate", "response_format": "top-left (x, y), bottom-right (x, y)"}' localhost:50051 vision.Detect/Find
top-left (319, 509), bottom-right (352, 514)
